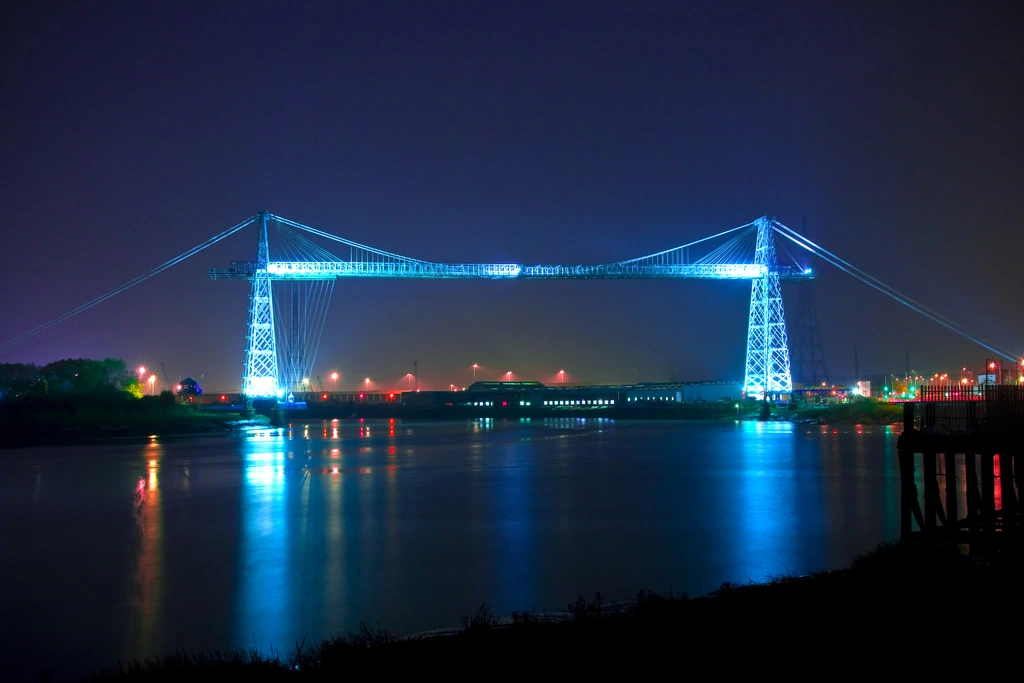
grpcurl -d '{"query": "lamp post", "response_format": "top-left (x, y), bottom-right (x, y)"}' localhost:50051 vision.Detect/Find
top-left (559, 369), bottom-right (565, 384)
top-left (472, 364), bottom-right (478, 380)
top-left (330, 371), bottom-right (339, 389)
top-left (505, 371), bottom-right (512, 381)
top-left (148, 374), bottom-right (156, 396)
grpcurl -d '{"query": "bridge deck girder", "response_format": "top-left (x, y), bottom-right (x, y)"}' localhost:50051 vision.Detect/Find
top-left (210, 262), bottom-right (814, 281)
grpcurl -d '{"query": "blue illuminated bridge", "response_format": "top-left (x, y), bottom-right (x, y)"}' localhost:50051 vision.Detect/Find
top-left (205, 212), bottom-right (811, 399)
top-left (7, 211), bottom-right (1015, 399)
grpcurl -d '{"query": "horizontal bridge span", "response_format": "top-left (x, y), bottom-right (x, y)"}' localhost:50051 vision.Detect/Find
top-left (260, 261), bottom-right (814, 280)
top-left (266, 262), bottom-right (522, 279)
top-left (519, 263), bottom-right (766, 279)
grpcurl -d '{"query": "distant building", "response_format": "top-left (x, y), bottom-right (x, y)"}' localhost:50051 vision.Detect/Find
top-left (177, 377), bottom-right (202, 403)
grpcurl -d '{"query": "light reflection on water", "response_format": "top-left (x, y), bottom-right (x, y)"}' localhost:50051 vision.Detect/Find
top-left (127, 442), bottom-right (164, 659)
top-left (237, 441), bottom-right (291, 649)
top-left (0, 418), bottom-right (903, 680)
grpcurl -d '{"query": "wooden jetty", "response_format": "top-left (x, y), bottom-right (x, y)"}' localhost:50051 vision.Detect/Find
top-left (897, 385), bottom-right (1023, 546)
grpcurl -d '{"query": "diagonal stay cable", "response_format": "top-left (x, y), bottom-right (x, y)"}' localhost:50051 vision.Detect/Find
top-left (774, 221), bottom-right (986, 337)
top-left (2, 215), bottom-right (256, 349)
top-left (773, 223), bottom-right (1019, 361)
top-left (613, 221), bottom-right (756, 265)
top-left (271, 214), bottom-right (431, 264)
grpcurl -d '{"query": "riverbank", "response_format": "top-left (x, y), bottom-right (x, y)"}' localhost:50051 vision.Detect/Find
top-left (0, 394), bottom-right (268, 449)
top-left (0, 399), bottom-right (899, 449)
top-left (781, 397), bottom-right (904, 425)
top-left (86, 541), bottom-right (1020, 679)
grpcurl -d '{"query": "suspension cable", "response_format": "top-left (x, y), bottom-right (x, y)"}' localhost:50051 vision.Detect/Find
top-left (2, 215), bottom-right (256, 349)
top-left (772, 222), bottom-right (1019, 361)
top-left (614, 221), bottom-right (756, 265)
top-left (271, 214), bottom-right (430, 264)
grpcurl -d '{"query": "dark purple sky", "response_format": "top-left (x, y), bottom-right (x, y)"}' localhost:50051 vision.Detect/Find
top-left (2, 1), bottom-right (1022, 392)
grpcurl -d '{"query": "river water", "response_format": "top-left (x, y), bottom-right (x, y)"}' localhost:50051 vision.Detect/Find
top-left (0, 417), bottom-right (901, 679)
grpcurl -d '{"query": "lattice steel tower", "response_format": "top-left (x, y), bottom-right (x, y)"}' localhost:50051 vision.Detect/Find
top-left (242, 211), bottom-right (279, 397)
top-left (742, 217), bottom-right (793, 399)
top-left (790, 280), bottom-right (828, 387)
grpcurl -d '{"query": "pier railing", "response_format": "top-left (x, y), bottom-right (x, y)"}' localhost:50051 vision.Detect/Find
top-left (915, 384), bottom-right (1024, 435)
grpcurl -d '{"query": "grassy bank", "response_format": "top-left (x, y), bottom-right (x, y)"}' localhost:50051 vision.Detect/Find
top-left (0, 393), bottom-right (268, 448)
top-left (85, 541), bottom-right (1021, 680)
top-left (777, 397), bottom-right (904, 425)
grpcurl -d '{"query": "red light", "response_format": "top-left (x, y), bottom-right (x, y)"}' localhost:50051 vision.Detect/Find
top-left (322, 393), bottom-right (328, 400)
top-left (359, 393), bottom-right (365, 399)
top-left (502, 401), bottom-right (507, 407)
top-left (389, 393), bottom-right (395, 399)
top-left (220, 394), bottom-right (226, 401)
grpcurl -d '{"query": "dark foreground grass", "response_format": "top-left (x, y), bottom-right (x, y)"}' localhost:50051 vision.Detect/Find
top-left (83, 541), bottom-right (1023, 681)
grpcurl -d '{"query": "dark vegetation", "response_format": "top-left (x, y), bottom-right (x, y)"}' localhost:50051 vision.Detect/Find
top-left (0, 359), bottom-right (259, 448)
top-left (84, 541), bottom-right (1021, 680)
top-left (780, 396), bottom-right (905, 425)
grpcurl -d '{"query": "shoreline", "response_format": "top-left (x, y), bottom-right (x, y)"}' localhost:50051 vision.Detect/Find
top-left (77, 540), bottom-right (1020, 679)
top-left (0, 415), bottom-right (269, 450)
top-left (0, 402), bottom-right (902, 449)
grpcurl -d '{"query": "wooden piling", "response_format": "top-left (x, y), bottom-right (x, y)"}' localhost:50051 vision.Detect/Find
top-left (898, 385), bottom-right (1023, 547)
top-left (922, 451), bottom-right (937, 531)
top-left (944, 451), bottom-right (957, 535)
top-left (981, 453), bottom-right (995, 533)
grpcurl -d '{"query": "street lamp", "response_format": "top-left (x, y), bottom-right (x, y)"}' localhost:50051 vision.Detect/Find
top-left (559, 369), bottom-right (565, 384)
top-left (472, 363), bottom-right (478, 380)
top-left (505, 371), bottom-right (512, 381)
top-left (406, 373), bottom-right (414, 389)
top-left (148, 374), bottom-right (156, 395)
top-left (330, 371), bottom-right (339, 388)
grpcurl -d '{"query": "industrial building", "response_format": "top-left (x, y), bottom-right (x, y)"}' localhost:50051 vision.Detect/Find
top-left (400, 380), bottom-right (740, 411)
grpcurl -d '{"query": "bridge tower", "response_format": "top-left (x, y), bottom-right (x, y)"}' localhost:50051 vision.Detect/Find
top-left (242, 211), bottom-right (279, 397)
top-left (743, 217), bottom-right (793, 400)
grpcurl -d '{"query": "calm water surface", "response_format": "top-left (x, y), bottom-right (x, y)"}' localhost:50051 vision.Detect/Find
top-left (1, 418), bottom-right (901, 679)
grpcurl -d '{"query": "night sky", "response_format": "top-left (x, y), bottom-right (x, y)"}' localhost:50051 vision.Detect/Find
top-left (3, 1), bottom-right (1022, 392)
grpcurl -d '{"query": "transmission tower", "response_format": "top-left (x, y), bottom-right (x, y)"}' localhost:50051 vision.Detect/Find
top-left (742, 217), bottom-right (793, 400)
top-left (242, 211), bottom-right (279, 397)
top-left (790, 279), bottom-right (829, 387)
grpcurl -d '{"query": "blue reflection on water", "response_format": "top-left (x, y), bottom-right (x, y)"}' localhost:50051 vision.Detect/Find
top-left (236, 431), bottom-right (292, 650)
top-left (492, 426), bottom-right (536, 609)
top-left (732, 421), bottom-right (805, 582)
